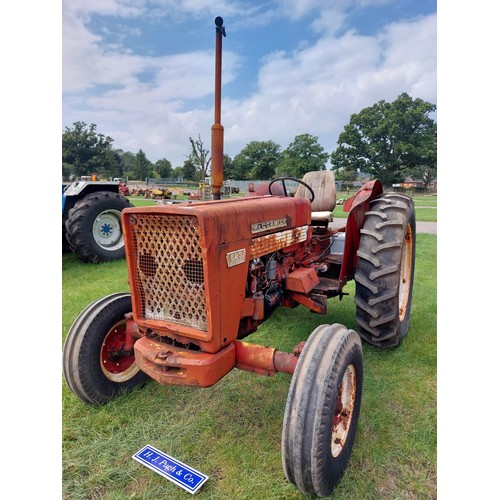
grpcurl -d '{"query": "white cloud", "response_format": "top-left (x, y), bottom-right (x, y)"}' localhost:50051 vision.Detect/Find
top-left (63, 23), bottom-right (241, 163)
top-left (311, 7), bottom-right (349, 36)
top-left (63, 11), bottom-right (102, 92)
top-left (278, 0), bottom-right (347, 22)
top-left (220, 13), bottom-right (436, 161)
top-left (278, 0), bottom-right (394, 23)
top-left (64, 0), bottom-right (262, 22)
top-left (62, 3), bottom-right (436, 166)
top-left (64, 0), bottom-right (148, 18)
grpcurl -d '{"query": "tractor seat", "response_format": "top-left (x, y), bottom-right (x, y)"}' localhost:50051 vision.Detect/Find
top-left (295, 170), bottom-right (337, 227)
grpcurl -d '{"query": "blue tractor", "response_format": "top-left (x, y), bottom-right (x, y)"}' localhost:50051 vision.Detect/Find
top-left (62, 179), bottom-right (133, 263)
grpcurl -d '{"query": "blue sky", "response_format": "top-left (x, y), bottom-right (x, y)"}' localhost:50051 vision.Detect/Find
top-left (63, 0), bottom-right (437, 167)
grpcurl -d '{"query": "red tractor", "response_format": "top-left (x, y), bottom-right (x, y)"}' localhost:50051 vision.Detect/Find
top-left (62, 17), bottom-right (416, 497)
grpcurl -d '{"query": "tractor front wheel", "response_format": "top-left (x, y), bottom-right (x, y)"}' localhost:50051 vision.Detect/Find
top-left (63, 293), bottom-right (148, 405)
top-left (354, 192), bottom-right (416, 347)
top-left (281, 324), bottom-right (363, 497)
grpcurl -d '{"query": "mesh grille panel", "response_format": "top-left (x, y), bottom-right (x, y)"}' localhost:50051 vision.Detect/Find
top-left (128, 213), bottom-right (207, 331)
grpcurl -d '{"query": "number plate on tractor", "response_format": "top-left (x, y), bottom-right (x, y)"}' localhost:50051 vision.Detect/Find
top-left (133, 444), bottom-right (208, 494)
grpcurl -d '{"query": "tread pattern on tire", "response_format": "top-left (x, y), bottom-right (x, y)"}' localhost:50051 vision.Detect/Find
top-left (281, 323), bottom-right (363, 497)
top-left (354, 192), bottom-right (416, 348)
top-left (65, 191), bottom-right (132, 264)
top-left (63, 293), bottom-right (147, 405)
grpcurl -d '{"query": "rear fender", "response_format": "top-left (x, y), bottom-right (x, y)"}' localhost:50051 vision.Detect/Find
top-left (62, 181), bottom-right (120, 220)
top-left (339, 180), bottom-right (383, 284)
top-left (64, 181), bottom-right (120, 197)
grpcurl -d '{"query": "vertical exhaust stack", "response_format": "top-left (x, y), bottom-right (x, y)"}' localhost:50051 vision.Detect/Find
top-left (211, 16), bottom-right (226, 200)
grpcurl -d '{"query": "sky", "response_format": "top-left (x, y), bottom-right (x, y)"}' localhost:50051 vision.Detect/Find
top-left (62, 0), bottom-right (437, 168)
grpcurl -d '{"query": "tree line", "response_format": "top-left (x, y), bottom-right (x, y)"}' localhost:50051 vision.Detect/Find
top-left (62, 93), bottom-right (437, 187)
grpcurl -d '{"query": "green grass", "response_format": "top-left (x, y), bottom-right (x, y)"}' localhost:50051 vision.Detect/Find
top-left (128, 196), bottom-right (187, 207)
top-left (333, 205), bottom-right (436, 222)
top-left (333, 193), bottom-right (437, 222)
top-left (411, 196), bottom-right (438, 206)
top-left (62, 234), bottom-right (436, 499)
top-left (412, 207), bottom-right (437, 222)
top-left (128, 197), bottom-right (163, 207)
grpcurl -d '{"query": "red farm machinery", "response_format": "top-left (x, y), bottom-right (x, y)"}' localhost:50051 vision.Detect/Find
top-left (63, 17), bottom-right (416, 497)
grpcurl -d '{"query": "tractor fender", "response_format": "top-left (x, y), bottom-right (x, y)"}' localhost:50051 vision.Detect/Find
top-left (62, 181), bottom-right (121, 220)
top-left (64, 180), bottom-right (120, 197)
top-left (339, 180), bottom-right (383, 284)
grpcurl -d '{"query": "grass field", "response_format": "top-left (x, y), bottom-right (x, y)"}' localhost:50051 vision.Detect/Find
top-left (333, 205), bottom-right (436, 222)
top-left (333, 192), bottom-right (437, 221)
top-left (62, 230), bottom-right (437, 498)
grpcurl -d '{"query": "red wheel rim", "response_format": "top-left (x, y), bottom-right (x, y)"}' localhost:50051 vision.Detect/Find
top-left (331, 364), bottom-right (357, 458)
top-left (100, 320), bottom-right (139, 382)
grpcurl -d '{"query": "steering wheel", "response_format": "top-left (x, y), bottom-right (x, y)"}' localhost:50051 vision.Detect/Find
top-left (268, 177), bottom-right (315, 204)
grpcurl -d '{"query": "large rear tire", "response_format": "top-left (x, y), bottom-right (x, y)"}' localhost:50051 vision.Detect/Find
top-left (65, 191), bottom-right (132, 264)
top-left (63, 293), bottom-right (148, 405)
top-left (281, 324), bottom-right (363, 497)
top-left (354, 192), bottom-right (416, 348)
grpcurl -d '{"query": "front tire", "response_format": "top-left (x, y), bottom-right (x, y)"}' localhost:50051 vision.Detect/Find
top-left (63, 293), bottom-right (148, 405)
top-left (65, 191), bottom-right (133, 264)
top-left (281, 324), bottom-right (363, 497)
top-left (354, 192), bottom-right (416, 347)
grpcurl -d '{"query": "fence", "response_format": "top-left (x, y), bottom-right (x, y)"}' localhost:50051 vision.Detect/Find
top-left (140, 178), bottom-right (271, 194)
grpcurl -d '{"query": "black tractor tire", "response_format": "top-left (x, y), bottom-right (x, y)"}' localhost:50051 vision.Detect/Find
top-left (63, 293), bottom-right (148, 405)
top-left (354, 192), bottom-right (416, 348)
top-left (62, 226), bottom-right (72, 253)
top-left (281, 324), bottom-right (363, 497)
top-left (65, 191), bottom-right (133, 264)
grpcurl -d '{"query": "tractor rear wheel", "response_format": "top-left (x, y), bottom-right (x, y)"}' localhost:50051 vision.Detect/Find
top-left (281, 324), bottom-right (363, 497)
top-left (65, 191), bottom-right (132, 264)
top-left (63, 293), bottom-right (148, 405)
top-left (354, 192), bottom-right (416, 348)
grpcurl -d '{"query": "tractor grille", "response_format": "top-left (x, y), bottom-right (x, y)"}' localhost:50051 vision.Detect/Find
top-left (127, 213), bottom-right (207, 331)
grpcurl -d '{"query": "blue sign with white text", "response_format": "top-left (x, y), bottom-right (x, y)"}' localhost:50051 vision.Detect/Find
top-left (133, 444), bottom-right (208, 494)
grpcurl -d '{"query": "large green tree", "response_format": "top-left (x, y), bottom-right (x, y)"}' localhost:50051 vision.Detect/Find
top-left (172, 166), bottom-right (184, 178)
top-left (118, 150), bottom-right (136, 178)
top-left (182, 158), bottom-right (197, 181)
top-left (278, 134), bottom-right (328, 178)
top-left (404, 126), bottom-right (437, 187)
top-left (101, 148), bottom-right (125, 179)
top-left (331, 93), bottom-right (437, 186)
top-left (155, 158), bottom-right (173, 178)
top-left (223, 154), bottom-right (234, 179)
top-left (133, 149), bottom-right (151, 181)
top-left (232, 140), bottom-right (281, 180)
top-left (62, 121), bottom-right (121, 178)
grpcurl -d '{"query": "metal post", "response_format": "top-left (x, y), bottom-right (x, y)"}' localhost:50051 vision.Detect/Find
top-left (211, 16), bottom-right (226, 200)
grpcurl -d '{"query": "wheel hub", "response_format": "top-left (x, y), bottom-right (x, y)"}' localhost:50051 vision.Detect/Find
top-left (331, 364), bottom-right (356, 458)
top-left (100, 223), bottom-right (113, 236)
top-left (100, 320), bottom-right (140, 382)
top-left (92, 209), bottom-right (123, 250)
